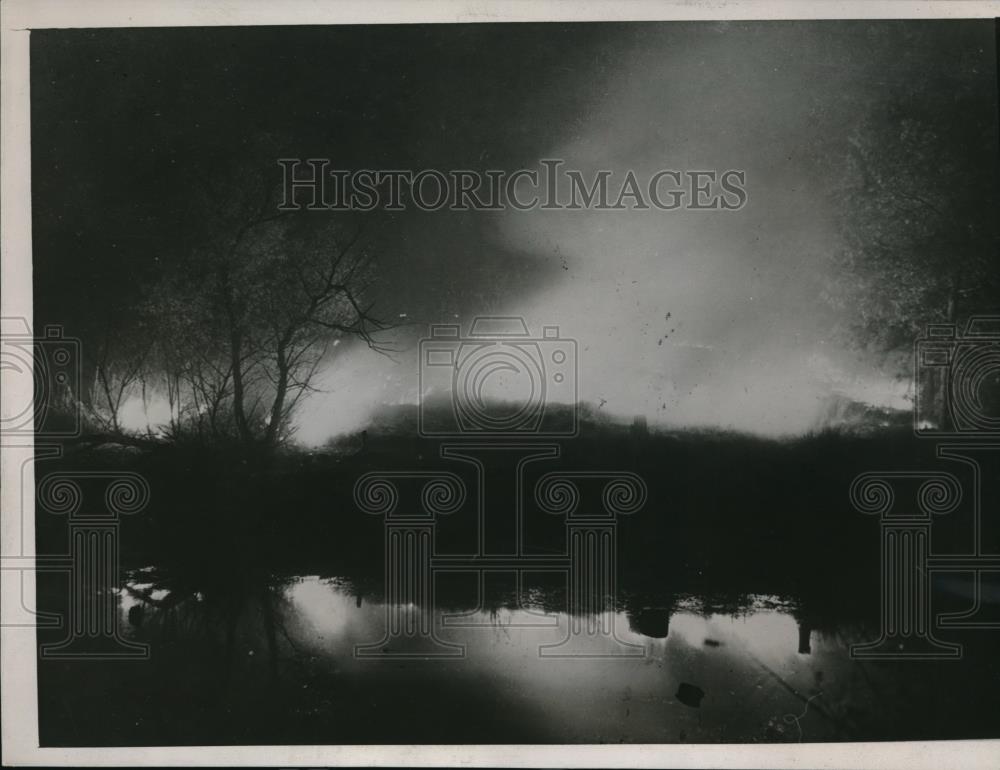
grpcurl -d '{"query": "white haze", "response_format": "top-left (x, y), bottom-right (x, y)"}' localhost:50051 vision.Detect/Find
top-left (123, 25), bottom-right (931, 443)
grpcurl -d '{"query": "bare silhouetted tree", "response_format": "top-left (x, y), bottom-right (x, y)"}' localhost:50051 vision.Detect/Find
top-left (146, 166), bottom-right (394, 448)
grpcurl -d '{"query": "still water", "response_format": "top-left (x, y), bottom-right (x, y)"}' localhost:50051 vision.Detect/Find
top-left (34, 570), bottom-right (993, 745)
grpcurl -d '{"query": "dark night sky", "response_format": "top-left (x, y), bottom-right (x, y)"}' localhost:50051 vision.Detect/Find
top-left (31, 24), bottom-right (623, 328)
top-left (30, 21), bottom-right (999, 440)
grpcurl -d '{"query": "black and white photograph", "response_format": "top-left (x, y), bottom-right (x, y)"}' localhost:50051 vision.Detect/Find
top-left (1, 1), bottom-right (999, 766)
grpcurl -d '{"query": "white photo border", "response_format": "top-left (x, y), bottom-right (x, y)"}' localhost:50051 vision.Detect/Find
top-left (3, 1), bottom-right (999, 767)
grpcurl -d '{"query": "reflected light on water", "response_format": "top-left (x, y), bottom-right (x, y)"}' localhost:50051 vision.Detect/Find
top-left (99, 570), bottom-right (1000, 743)
top-left (276, 576), bottom-right (826, 740)
top-left (283, 576), bottom-right (385, 653)
top-left (668, 610), bottom-right (804, 664)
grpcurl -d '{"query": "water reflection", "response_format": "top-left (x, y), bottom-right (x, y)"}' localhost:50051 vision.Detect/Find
top-left (92, 571), bottom-right (997, 744)
top-left (31, 551), bottom-right (998, 747)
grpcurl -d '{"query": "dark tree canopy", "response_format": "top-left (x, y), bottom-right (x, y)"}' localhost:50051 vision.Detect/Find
top-left (824, 27), bottom-right (999, 357)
